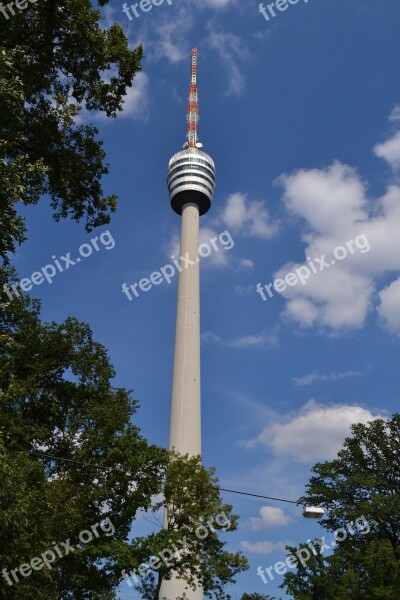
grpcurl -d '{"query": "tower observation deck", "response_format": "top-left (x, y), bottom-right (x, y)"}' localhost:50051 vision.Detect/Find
top-left (167, 147), bottom-right (216, 216)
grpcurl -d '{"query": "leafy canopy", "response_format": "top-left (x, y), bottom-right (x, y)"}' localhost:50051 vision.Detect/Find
top-left (128, 454), bottom-right (249, 600)
top-left (0, 0), bottom-right (143, 262)
top-left (279, 414), bottom-right (400, 600)
top-left (0, 272), bottom-right (167, 599)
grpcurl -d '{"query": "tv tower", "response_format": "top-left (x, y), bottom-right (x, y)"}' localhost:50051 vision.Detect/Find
top-left (160, 49), bottom-right (216, 600)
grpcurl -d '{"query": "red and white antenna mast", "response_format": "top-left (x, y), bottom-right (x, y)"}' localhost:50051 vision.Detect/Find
top-left (186, 48), bottom-right (199, 147)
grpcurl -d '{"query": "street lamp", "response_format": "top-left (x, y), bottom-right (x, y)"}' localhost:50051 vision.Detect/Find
top-left (302, 506), bottom-right (325, 519)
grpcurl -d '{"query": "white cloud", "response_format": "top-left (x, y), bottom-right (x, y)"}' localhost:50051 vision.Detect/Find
top-left (240, 540), bottom-right (288, 554)
top-left (145, 7), bottom-right (194, 64)
top-left (221, 192), bottom-right (278, 239)
top-left (293, 369), bottom-right (364, 386)
top-left (389, 105), bottom-right (400, 122)
top-left (201, 331), bottom-right (221, 344)
top-left (206, 25), bottom-right (249, 97)
top-left (245, 399), bottom-right (385, 463)
top-left (250, 506), bottom-right (291, 530)
top-left (237, 258), bottom-right (255, 271)
top-left (272, 144), bottom-right (400, 330)
top-left (377, 278), bottom-right (400, 335)
top-left (227, 330), bottom-right (278, 348)
top-left (202, 328), bottom-right (279, 349)
top-left (278, 261), bottom-right (374, 330)
top-left (283, 297), bottom-right (319, 327)
top-left (374, 131), bottom-right (400, 172)
top-left (203, 0), bottom-right (236, 6)
top-left (222, 192), bottom-right (246, 229)
top-left (279, 162), bottom-right (367, 237)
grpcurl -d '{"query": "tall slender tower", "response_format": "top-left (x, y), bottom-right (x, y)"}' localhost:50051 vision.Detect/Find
top-left (160, 49), bottom-right (216, 600)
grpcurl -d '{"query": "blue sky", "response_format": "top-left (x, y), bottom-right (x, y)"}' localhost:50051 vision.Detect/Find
top-left (13, 0), bottom-right (400, 597)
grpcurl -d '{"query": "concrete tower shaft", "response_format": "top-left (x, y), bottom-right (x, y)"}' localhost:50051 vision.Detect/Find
top-left (160, 202), bottom-right (203, 600)
top-left (168, 201), bottom-right (201, 455)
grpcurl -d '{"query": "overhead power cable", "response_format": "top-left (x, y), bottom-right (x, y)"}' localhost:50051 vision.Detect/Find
top-left (31, 451), bottom-right (299, 505)
top-left (219, 488), bottom-right (298, 505)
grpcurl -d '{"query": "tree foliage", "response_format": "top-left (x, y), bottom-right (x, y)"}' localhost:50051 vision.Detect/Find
top-left (124, 454), bottom-right (249, 600)
top-left (299, 415), bottom-right (400, 566)
top-left (281, 538), bottom-right (400, 600)
top-left (0, 271), bottom-right (167, 598)
top-left (279, 414), bottom-right (400, 600)
top-left (0, 0), bottom-right (143, 261)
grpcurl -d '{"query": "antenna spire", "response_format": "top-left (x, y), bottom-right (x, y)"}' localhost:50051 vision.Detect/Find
top-left (186, 48), bottom-right (199, 147)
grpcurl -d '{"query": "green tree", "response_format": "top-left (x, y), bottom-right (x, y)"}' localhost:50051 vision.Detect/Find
top-left (1, 0), bottom-right (143, 262)
top-left (299, 414), bottom-right (400, 566)
top-left (281, 538), bottom-right (400, 600)
top-left (0, 272), bottom-right (167, 598)
top-left (279, 414), bottom-right (400, 600)
top-left (124, 454), bottom-right (249, 600)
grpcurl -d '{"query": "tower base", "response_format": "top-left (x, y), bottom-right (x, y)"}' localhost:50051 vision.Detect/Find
top-left (159, 576), bottom-right (203, 600)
